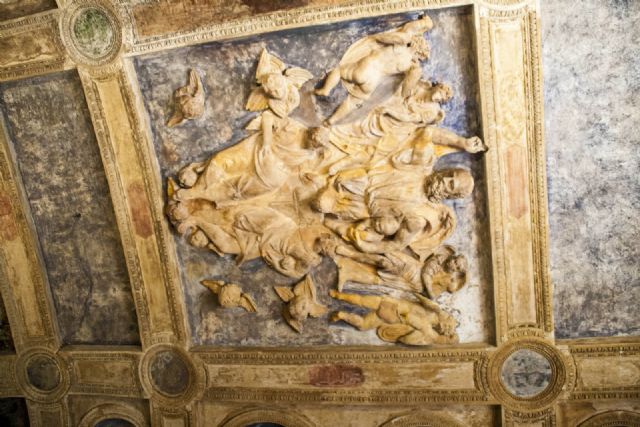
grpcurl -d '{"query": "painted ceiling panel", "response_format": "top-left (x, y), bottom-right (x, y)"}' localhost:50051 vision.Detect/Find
top-left (0, 71), bottom-right (140, 345)
top-left (543, 0), bottom-right (640, 339)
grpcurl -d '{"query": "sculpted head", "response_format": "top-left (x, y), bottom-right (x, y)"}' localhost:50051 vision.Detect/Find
top-left (218, 284), bottom-right (242, 307)
top-left (372, 214), bottom-right (402, 236)
top-left (410, 35), bottom-right (430, 60)
top-left (425, 169), bottom-right (474, 202)
top-left (430, 83), bottom-right (453, 103)
top-left (261, 73), bottom-right (288, 100)
top-left (288, 295), bottom-right (311, 320)
top-left (435, 311), bottom-right (458, 339)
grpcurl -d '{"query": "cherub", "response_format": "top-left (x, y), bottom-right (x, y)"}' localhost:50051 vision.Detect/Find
top-left (275, 275), bottom-right (327, 332)
top-left (315, 15), bottom-right (433, 124)
top-left (329, 290), bottom-right (458, 346)
top-left (167, 69), bottom-right (205, 127)
top-left (421, 245), bottom-right (467, 299)
top-left (200, 280), bottom-right (257, 312)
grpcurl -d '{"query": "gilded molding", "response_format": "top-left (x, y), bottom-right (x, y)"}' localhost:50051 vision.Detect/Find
top-left (0, 117), bottom-right (59, 352)
top-left (126, 0), bottom-right (473, 54)
top-left (77, 403), bottom-right (146, 427)
top-left (221, 407), bottom-right (316, 427)
top-left (380, 411), bottom-right (465, 427)
top-left (578, 410), bottom-right (640, 427)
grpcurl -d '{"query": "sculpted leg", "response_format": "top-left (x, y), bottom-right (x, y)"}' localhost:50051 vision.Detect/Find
top-left (329, 290), bottom-right (382, 310)
top-left (315, 68), bottom-right (341, 96)
top-left (326, 95), bottom-right (364, 125)
top-left (330, 311), bottom-right (381, 330)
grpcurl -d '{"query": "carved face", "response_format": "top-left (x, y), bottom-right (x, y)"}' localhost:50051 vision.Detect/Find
top-left (262, 73), bottom-right (288, 100)
top-left (288, 295), bottom-right (311, 320)
top-left (373, 215), bottom-right (401, 236)
top-left (218, 284), bottom-right (242, 307)
top-left (431, 83), bottom-right (453, 103)
top-left (188, 229), bottom-right (209, 248)
top-left (444, 254), bottom-right (467, 274)
top-left (436, 312), bottom-right (457, 337)
top-left (425, 169), bottom-right (474, 202)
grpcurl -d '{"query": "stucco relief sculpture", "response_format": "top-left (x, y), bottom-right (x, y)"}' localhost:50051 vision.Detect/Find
top-left (200, 280), bottom-right (257, 312)
top-left (167, 69), bottom-right (205, 127)
top-left (166, 16), bottom-right (487, 345)
top-left (275, 275), bottom-right (328, 332)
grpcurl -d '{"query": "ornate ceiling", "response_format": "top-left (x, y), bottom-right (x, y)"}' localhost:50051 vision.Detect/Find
top-left (0, 0), bottom-right (638, 426)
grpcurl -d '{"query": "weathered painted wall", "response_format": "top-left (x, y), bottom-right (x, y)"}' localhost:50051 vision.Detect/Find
top-left (135, 7), bottom-right (493, 346)
top-left (543, 0), bottom-right (640, 339)
top-left (0, 71), bottom-right (140, 345)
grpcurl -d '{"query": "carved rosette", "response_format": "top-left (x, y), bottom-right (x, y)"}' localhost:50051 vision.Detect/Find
top-left (59, 0), bottom-right (123, 72)
top-left (14, 347), bottom-right (70, 402)
top-left (139, 344), bottom-right (205, 407)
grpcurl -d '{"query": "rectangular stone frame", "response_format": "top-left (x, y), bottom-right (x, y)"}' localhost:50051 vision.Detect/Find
top-left (0, 0), bottom-right (638, 426)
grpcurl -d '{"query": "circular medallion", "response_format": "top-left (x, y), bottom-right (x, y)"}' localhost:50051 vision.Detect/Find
top-left (487, 337), bottom-right (573, 411)
top-left (59, 0), bottom-right (122, 67)
top-left (71, 8), bottom-right (115, 59)
top-left (500, 349), bottom-right (552, 398)
top-left (15, 348), bottom-right (69, 402)
top-left (26, 354), bottom-right (61, 392)
top-left (148, 349), bottom-right (190, 396)
top-left (139, 344), bottom-right (204, 407)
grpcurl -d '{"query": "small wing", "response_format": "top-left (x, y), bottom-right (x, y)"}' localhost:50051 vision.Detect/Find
top-left (283, 309), bottom-right (302, 332)
top-left (284, 67), bottom-right (313, 88)
top-left (294, 275), bottom-right (315, 299)
top-left (201, 279), bottom-right (224, 295)
top-left (239, 293), bottom-right (257, 312)
top-left (245, 87), bottom-right (269, 112)
top-left (167, 110), bottom-right (184, 127)
top-left (255, 49), bottom-right (285, 81)
top-left (274, 286), bottom-right (295, 302)
top-left (189, 69), bottom-right (204, 99)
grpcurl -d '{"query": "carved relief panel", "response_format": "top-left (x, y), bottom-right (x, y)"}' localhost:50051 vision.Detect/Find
top-left (134, 8), bottom-right (494, 347)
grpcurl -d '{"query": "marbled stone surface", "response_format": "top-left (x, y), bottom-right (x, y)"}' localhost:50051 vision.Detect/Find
top-left (135, 7), bottom-right (493, 346)
top-left (500, 349), bottom-right (552, 398)
top-left (543, 0), bottom-right (640, 339)
top-left (0, 71), bottom-right (140, 345)
top-left (0, 294), bottom-right (13, 352)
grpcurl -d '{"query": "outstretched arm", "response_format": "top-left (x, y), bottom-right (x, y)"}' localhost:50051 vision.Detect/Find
top-left (374, 31), bottom-right (412, 45)
top-left (430, 127), bottom-right (487, 153)
top-left (401, 63), bottom-right (423, 97)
